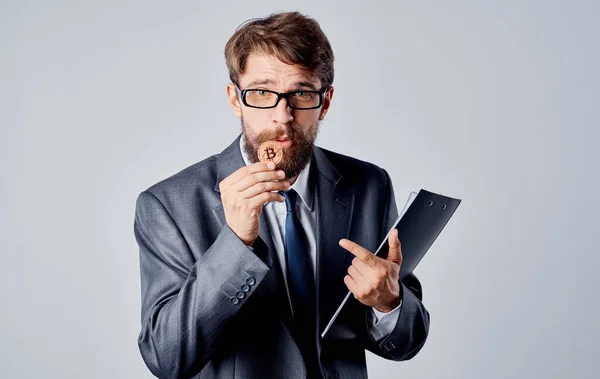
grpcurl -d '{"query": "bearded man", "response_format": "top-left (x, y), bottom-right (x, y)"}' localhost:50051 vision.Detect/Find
top-left (134, 11), bottom-right (430, 379)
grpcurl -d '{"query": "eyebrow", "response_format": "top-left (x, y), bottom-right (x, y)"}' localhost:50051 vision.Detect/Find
top-left (295, 81), bottom-right (318, 90)
top-left (245, 79), bottom-right (275, 87)
top-left (245, 79), bottom-right (318, 91)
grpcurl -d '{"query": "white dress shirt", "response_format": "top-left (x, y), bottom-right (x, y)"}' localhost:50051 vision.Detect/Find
top-left (239, 136), bottom-right (401, 342)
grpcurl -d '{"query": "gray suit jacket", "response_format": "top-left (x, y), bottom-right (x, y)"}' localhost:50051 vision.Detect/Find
top-left (134, 135), bottom-right (430, 379)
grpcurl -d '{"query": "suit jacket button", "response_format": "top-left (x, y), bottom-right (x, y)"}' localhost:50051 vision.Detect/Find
top-left (246, 277), bottom-right (256, 286)
top-left (241, 284), bottom-right (250, 292)
top-left (231, 297), bottom-right (240, 305)
top-left (383, 341), bottom-right (396, 352)
top-left (236, 290), bottom-right (245, 299)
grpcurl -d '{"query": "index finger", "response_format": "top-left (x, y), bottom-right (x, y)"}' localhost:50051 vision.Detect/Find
top-left (339, 239), bottom-right (376, 267)
top-left (221, 161), bottom-right (276, 189)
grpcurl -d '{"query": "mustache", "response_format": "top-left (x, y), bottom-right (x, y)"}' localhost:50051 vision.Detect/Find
top-left (256, 125), bottom-right (298, 142)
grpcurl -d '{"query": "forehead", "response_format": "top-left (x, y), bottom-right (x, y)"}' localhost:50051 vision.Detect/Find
top-left (239, 53), bottom-right (321, 89)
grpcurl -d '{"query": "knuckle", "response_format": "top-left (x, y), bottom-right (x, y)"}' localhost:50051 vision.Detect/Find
top-left (377, 265), bottom-right (388, 277)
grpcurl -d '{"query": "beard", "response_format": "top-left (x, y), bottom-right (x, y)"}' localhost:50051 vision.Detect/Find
top-left (241, 118), bottom-right (320, 181)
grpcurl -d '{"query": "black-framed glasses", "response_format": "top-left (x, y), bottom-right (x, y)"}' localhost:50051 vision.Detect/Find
top-left (235, 84), bottom-right (327, 110)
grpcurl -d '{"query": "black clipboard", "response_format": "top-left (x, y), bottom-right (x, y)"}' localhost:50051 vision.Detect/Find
top-left (321, 189), bottom-right (461, 338)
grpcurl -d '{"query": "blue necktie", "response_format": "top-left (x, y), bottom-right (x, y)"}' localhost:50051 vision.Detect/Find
top-left (280, 190), bottom-right (319, 376)
top-left (281, 189), bottom-right (315, 316)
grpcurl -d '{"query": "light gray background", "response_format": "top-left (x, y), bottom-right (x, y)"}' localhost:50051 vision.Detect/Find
top-left (1, 0), bottom-right (598, 378)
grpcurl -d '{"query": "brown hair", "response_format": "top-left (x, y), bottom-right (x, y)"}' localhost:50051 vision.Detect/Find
top-left (224, 11), bottom-right (334, 89)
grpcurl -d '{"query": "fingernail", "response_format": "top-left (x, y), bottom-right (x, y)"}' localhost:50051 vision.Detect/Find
top-left (277, 170), bottom-right (285, 177)
top-left (267, 162), bottom-right (275, 169)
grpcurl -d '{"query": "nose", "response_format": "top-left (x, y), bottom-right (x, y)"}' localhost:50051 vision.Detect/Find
top-left (271, 96), bottom-right (293, 125)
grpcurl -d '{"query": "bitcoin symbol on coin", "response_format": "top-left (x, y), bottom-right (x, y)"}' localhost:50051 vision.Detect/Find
top-left (265, 147), bottom-right (276, 161)
top-left (257, 141), bottom-right (283, 164)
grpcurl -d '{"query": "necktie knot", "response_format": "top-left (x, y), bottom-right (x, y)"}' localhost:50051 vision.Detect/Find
top-left (280, 190), bottom-right (297, 213)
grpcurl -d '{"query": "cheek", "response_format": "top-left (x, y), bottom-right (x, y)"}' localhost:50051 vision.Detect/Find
top-left (293, 110), bottom-right (321, 125)
top-left (244, 111), bottom-right (272, 133)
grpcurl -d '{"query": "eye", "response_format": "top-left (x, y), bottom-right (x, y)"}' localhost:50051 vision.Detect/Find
top-left (257, 90), bottom-right (268, 96)
top-left (294, 91), bottom-right (310, 97)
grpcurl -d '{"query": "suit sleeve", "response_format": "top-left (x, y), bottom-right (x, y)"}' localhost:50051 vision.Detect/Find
top-left (134, 190), bottom-right (271, 379)
top-left (362, 169), bottom-right (431, 361)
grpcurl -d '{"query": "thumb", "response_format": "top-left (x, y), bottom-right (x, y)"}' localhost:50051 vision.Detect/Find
top-left (386, 229), bottom-right (402, 264)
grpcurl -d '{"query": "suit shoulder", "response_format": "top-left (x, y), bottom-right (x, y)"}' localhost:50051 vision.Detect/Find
top-left (317, 146), bottom-right (390, 185)
top-left (141, 154), bottom-right (219, 199)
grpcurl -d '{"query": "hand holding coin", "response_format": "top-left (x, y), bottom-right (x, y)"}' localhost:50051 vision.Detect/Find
top-left (219, 161), bottom-right (290, 246)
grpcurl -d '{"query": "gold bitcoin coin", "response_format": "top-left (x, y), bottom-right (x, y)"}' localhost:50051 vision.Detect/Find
top-left (257, 141), bottom-right (284, 164)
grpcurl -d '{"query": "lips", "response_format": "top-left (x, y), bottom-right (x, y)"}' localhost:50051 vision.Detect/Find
top-left (275, 139), bottom-right (293, 148)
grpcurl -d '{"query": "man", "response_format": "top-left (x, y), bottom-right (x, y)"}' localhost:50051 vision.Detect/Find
top-left (134, 11), bottom-right (429, 379)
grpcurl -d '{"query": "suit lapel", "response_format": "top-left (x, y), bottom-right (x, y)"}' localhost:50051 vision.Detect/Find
top-left (311, 147), bottom-right (356, 337)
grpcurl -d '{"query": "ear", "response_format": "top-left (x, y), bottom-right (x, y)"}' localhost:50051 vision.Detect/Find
top-left (318, 85), bottom-right (334, 120)
top-left (226, 83), bottom-right (243, 118)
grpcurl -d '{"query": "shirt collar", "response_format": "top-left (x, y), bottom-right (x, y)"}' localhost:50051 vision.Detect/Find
top-left (239, 134), bottom-right (314, 211)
